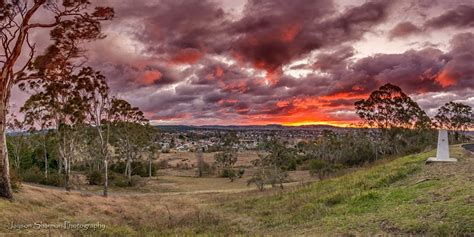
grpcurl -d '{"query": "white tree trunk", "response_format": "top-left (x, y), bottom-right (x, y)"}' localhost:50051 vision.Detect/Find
top-left (0, 92), bottom-right (13, 199)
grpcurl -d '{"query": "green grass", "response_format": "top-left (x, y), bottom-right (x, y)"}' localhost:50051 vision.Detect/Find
top-left (226, 145), bottom-right (474, 235)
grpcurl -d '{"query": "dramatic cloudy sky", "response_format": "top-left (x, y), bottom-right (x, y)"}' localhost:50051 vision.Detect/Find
top-left (12, 0), bottom-right (474, 126)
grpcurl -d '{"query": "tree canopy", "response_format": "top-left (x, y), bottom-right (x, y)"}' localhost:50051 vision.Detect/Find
top-left (354, 83), bottom-right (432, 129)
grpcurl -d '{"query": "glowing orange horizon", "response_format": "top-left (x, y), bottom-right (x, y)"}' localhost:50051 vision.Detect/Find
top-left (282, 120), bottom-right (358, 127)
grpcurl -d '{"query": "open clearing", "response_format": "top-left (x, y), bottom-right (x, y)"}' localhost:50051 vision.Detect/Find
top-left (0, 145), bottom-right (473, 236)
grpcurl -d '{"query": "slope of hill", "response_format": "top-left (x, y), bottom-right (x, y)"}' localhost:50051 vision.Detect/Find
top-left (0, 145), bottom-right (472, 236)
top-left (223, 144), bottom-right (474, 235)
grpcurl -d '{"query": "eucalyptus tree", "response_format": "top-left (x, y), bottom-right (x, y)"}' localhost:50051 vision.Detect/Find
top-left (80, 68), bottom-right (114, 197)
top-left (6, 115), bottom-right (29, 170)
top-left (435, 102), bottom-right (473, 131)
top-left (0, 0), bottom-right (113, 198)
top-left (109, 99), bottom-right (149, 183)
top-left (146, 135), bottom-right (160, 178)
top-left (21, 67), bottom-right (96, 191)
top-left (248, 139), bottom-right (290, 190)
top-left (22, 95), bottom-right (56, 178)
top-left (435, 102), bottom-right (473, 142)
top-left (355, 83), bottom-right (433, 156)
top-left (355, 83), bottom-right (432, 129)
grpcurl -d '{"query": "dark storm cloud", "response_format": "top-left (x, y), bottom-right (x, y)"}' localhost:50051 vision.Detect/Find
top-left (350, 47), bottom-right (446, 93)
top-left (313, 46), bottom-right (355, 71)
top-left (317, 32), bottom-right (474, 115)
top-left (442, 32), bottom-right (474, 88)
top-left (229, 0), bottom-right (391, 72)
top-left (425, 5), bottom-right (474, 29)
top-left (136, 0), bottom-right (229, 57)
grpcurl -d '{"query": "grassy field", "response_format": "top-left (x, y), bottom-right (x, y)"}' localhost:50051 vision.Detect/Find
top-left (0, 145), bottom-right (472, 236)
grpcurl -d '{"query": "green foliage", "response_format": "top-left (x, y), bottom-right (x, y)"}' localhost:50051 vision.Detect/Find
top-left (20, 167), bottom-right (44, 183)
top-left (355, 83), bottom-right (432, 129)
top-left (237, 168), bottom-right (245, 178)
top-left (110, 173), bottom-right (141, 187)
top-left (214, 150), bottom-right (238, 168)
top-left (308, 160), bottom-right (342, 179)
top-left (435, 101), bottom-right (473, 131)
top-left (20, 167), bottom-right (63, 187)
top-left (220, 168), bottom-right (245, 182)
top-left (9, 168), bottom-right (22, 191)
top-left (221, 168), bottom-right (236, 179)
top-left (42, 173), bottom-right (63, 187)
top-left (110, 161), bottom-right (157, 177)
top-left (248, 143), bottom-right (291, 191)
top-left (133, 161), bottom-right (157, 177)
top-left (110, 173), bottom-right (129, 187)
top-left (87, 170), bottom-right (103, 185)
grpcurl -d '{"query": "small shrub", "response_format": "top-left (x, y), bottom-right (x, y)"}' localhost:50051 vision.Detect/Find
top-left (41, 173), bottom-right (63, 187)
top-left (111, 174), bottom-right (141, 187)
top-left (9, 168), bottom-right (22, 191)
top-left (237, 168), bottom-right (245, 178)
top-left (309, 160), bottom-right (341, 180)
top-left (21, 166), bottom-right (43, 183)
top-left (21, 166), bottom-right (63, 187)
top-left (87, 170), bottom-right (103, 185)
top-left (130, 175), bottom-right (141, 186)
top-left (221, 168), bottom-right (236, 181)
top-left (110, 162), bottom-right (126, 174)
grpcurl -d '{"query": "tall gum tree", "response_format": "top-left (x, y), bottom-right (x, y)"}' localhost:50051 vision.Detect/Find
top-left (0, 0), bottom-right (113, 199)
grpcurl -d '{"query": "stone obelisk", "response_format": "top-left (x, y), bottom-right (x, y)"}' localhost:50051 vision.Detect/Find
top-left (426, 129), bottom-right (458, 163)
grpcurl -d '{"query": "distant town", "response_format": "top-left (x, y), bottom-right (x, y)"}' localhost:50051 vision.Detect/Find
top-left (156, 125), bottom-right (345, 152)
top-left (157, 124), bottom-right (474, 152)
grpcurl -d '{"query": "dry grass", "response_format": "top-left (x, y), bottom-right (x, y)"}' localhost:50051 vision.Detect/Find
top-left (0, 184), bottom-right (238, 236)
top-left (159, 151), bottom-right (260, 168)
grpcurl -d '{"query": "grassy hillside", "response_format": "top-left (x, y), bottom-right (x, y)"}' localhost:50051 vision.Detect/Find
top-left (0, 145), bottom-right (472, 236)
top-left (224, 144), bottom-right (474, 235)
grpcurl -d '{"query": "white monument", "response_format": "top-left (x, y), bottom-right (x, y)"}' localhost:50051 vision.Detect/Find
top-left (426, 129), bottom-right (458, 163)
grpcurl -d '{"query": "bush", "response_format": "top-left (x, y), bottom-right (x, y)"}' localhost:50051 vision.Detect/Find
top-left (110, 162), bottom-right (126, 174)
top-left (21, 166), bottom-right (44, 183)
top-left (130, 175), bottom-right (141, 186)
top-left (87, 170), bottom-right (103, 185)
top-left (237, 168), bottom-right (245, 178)
top-left (221, 168), bottom-right (236, 179)
top-left (21, 166), bottom-right (63, 187)
top-left (41, 173), bottom-right (63, 187)
top-left (9, 168), bottom-right (22, 191)
top-left (113, 177), bottom-right (129, 187)
top-left (111, 173), bottom-right (141, 187)
top-left (221, 168), bottom-right (245, 182)
top-left (309, 160), bottom-right (342, 180)
top-left (110, 161), bottom-right (157, 177)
